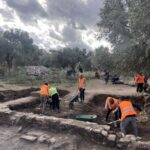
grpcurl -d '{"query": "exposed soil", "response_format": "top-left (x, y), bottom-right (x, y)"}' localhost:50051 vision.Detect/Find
top-left (0, 125), bottom-right (113, 150)
top-left (3, 80), bottom-right (150, 141)
top-left (0, 88), bottom-right (39, 102)
top-left (12, 92), bottom-right (150, 140)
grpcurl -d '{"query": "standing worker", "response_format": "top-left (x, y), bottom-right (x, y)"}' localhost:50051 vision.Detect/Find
top-left (136, 73), bottom-right (145, 93)
top-left (105, 96), bottom-right (119, 122)
top-left (117, 99), bottom-right (142, 137)
top-left (48, 84), bottom-right (60, 113)
top-left (39, 82), bottom-right (49, 114)
top-left (78, 74), bottom-right (85, 103)
top-left (104, 70), bottom-right (109, 84)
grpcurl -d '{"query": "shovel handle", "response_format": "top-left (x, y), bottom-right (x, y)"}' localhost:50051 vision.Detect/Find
top-left (107, 120), bottom-right (120, 125)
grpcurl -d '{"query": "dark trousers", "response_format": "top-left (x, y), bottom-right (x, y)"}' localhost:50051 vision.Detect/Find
top-left (79, 88), bottom-right (85, 102)
top-left (105, 79), bottom-right (109, 84)
top-left (120, 116), bottom-right (138, 136)
top-left (137, 83), bottom-right (143, 92)
top-left (52, 94), bottom-right (60, 110)
top-left (106, 109), bottom-right (118, 121)
top-left (40, 95), bottom-right (48, 114)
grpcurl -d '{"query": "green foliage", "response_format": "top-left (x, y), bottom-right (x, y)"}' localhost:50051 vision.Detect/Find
top-left (97, 0), bottom-right (150, 75)
top-left (49, 48), bottom-right (93, 71)
top-left (92, 46), bottom-right (114, 71)
top-left (0, 29), bottom-right (43, 68)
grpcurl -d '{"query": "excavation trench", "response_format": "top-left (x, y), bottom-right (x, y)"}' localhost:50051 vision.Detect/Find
top-left (9, 92), bottom-right (150, 141)
top-left (0, 88), bottom-right (39, 102)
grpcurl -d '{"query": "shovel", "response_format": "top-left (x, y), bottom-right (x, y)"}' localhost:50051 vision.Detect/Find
top-left (107, 119), bottom-right (120, 125)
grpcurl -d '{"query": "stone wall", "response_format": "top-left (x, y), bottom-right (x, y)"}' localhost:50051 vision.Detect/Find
top-left (0, 94), bottom-right (149, 149)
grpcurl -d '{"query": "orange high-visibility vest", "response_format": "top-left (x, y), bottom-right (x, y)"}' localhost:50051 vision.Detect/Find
top-left (106, 97), bottom-right (118, 110)
top-left (119, 101), bottom-right (137, 121)
top-left (40, 85), bottom-right (48, 95)
top-left (79, 78), bottom-right (85, 88)
top-left (137, 75), bottom-right (145, 84)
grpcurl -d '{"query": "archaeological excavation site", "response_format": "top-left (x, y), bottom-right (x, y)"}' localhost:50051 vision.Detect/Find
top-left (0, 81), bottom-right (150, 150)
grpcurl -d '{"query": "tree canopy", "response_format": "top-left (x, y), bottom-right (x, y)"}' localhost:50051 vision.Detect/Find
top-left (97, 0), bottom-right (150, 75)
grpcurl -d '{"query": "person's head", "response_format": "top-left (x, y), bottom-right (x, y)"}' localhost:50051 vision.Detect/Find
top-left (44, 82), bottom-right (48, 85)
top-left (109, 97), bottom-right (114, 104)
top-left (79, 74), bottom-right (83, 79)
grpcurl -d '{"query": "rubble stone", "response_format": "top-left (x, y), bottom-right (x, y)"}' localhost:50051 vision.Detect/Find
top-left (17, 126), bottom-right (23, 133)
top-left (125, 135), bottom-right (136, 141)
top-left (116, 132), bottom-right (123, 138)
top-left (24, 66), bottom-right (49, 77)
top-left (135, 141), bottom-right (150, 149)
top-left (119, 135), bottom-right (135, 143)
top-left (21, 135), bottom-right (37, 142)
top-left (101, 130), bottom-right (108, 137)
top-left (50, 137), bottom-right (56, 144)
top-left (38, 135), bottom-right (50, 144)
top-left (27, 131), bottom-right (44, 137)
top-left (107, 134), bottom-right (116, 141)
top-left (102, 125), bottom-right (110, 131)
top-left (93, 128), bottom-right (103, 133)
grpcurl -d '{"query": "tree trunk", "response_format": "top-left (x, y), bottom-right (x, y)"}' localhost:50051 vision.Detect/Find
top-left (5, 53), bottom-right (13, 70)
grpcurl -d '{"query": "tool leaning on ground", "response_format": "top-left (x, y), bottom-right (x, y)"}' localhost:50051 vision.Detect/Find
top-left (69, 91), bottom-right (80, 109)
top-left (107, 119), bottom-right (120, 125)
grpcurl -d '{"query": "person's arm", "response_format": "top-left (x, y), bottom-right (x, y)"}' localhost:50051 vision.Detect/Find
top-left (113, 107), bottom-right (118, 113)
top-left (105, 102), bottom-right (108, 110)
top-left (118, 107), bottom-right (121, 119)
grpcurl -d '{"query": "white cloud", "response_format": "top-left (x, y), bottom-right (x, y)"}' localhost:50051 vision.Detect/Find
top-left (0, 0), bottom-right (110, 50)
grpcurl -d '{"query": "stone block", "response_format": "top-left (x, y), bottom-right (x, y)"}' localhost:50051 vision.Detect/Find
top-left (107, 134), bottom-right (116, 141)
top-left (38, 135), bottom-right (50, 144)
top-left (21, 135), bottom-right (37, 142)
top-left (101, 130), bottom-right (108, 137)
top-left (50, 137), bottom-right (56, 144)
top-left (125, 135), bottom-right (136, 141)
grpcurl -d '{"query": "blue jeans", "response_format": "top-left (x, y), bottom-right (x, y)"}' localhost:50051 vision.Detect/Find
top-left (120, 116), bottom-right (138, 136)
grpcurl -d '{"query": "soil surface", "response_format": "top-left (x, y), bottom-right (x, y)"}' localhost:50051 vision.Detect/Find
top-left (0, 125), bottom-right (113, 150)
top-left (11, 79), bottom-right (150, 140)
top-left (1, 79), bottom-right (150, 148)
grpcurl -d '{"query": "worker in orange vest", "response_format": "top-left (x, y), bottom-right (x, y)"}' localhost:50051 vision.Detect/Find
top-left (136, 73), bottom-right (145, 93)
top-left (105, 97), bottom-right (119, 121)
top-left (117, 99), bottom-right (142, 136)
top-left (39, 82), bottom-right (49, 114)
top-left (78, 74), bottom-right (85, 103)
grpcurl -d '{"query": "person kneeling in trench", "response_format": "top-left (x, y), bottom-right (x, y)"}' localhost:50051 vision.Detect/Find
top-left (115, 98), bottom-right (142, 137)
top-left (48, 84), bottom-right (60, 113)
top-left (105, 97), bottom-right (119, 124)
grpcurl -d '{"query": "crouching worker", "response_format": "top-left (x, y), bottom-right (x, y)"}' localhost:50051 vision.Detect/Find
top-left (118, 99), bottom-right (142, 137)
top-left (48, 85), bottom-right (60, 113)
top-left (39, 83), bottom-right (49, 114)
top-left (105, 96), bottom-right (119, 122)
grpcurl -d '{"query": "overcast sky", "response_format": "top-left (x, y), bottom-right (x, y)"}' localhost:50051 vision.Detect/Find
top-left (0, 0), bottom-right (110, 50)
